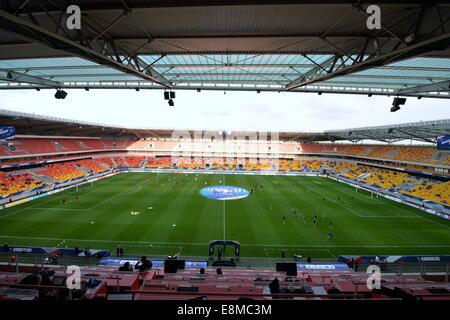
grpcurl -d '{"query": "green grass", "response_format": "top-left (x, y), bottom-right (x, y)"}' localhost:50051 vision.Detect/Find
top-left (0, 172), bottom-right (449, 259)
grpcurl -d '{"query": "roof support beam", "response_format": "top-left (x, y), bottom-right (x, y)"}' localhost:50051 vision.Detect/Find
top-left (287, 55), bottom-right (337, 87)
top-left (286, 32), bottom-right (450, 90)
top-left (396, 80), bottom-right (450, 94)
top-left (0, 68), bottom-right (61, 87)
top-left (88, 10), bottom-right (129, 46)
top-left (391, 128), bottom-right (435, 143)
top-left (7, 63), bottom-right (450, 73)
top-left (0, 9), bottom-right (172, 88)
top-left (352, 132), bottom-right (390, 143)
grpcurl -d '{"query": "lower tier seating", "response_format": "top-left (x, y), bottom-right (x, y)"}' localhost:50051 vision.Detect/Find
top-left (0, 264), bottom-right (448, 300)
top-left (36, 163), bottom-right (86, 182)
top-left (0, 172), bottom-right (43, 197)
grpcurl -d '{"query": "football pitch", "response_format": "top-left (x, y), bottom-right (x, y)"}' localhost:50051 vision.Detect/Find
top-left (0, 172), bottom-right (449, 259)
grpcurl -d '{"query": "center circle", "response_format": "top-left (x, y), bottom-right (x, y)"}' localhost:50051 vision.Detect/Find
top-left (200, 185), bottom-right (250, 200)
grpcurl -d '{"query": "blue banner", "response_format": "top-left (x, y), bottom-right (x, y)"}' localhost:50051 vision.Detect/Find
top-left (0, 126), bottom-right (15, 139)
top-left (0, 245), bottom-right (110, 258)
top-left (338, 255), bottom-right (450, 264)
top-left (437, 135), bottom-right (450, 150)
top-left (297, 263), bottom-right (349, 271)
top-left (98, 257), bottom-right (207, 268)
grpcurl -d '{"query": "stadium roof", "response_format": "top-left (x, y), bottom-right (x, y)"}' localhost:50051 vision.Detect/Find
top-left (0, 1), bottom-right (450, 98)
top-left (1, 108), bottom-right (448, 144)
top-left (324, 119), bottom-right (450, 143)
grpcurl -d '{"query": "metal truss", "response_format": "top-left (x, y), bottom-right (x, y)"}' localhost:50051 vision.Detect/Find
top-left (325, 119), bottom-right (450, 143)
top-left (0, 1), bottom-right (172, 88)
top-left (286, 2), bottom-right (450, 91)
top-left (0, 67), bottom-right (60, 87)
top-left (0, 1), bottom-right (450, 97)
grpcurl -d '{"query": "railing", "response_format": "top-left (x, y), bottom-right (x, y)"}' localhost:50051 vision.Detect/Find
top-left (1, 252), bottom-right (449, 281)
top-left (352, 261), bottom-right (450, 280)
top-left (0, 252), bottom-right (100, 272)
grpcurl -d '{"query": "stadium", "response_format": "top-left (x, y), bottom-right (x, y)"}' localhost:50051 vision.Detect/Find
top-left (0, 0), bottom-right (449, 303)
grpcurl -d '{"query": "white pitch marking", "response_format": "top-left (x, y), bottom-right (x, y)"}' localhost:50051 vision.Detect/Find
top-left (223, 174), bottom-right (226, 240)
top-left (0, 235), bottom-right (449, 249)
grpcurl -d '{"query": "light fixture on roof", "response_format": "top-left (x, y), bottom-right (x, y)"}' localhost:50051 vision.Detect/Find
top-left (404, 34), bottom-right (415, 44)
top-left (164, 91), bottom-right (176, 106)
top-left (164, 91), bottom-right (175, 99)
top-left (54, 89), bottom-right (67, 99)
top-left (391, 97), bottom-right (406, 112)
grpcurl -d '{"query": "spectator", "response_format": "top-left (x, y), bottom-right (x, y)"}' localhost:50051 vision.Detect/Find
top-left (49, 254), bottom-right (58, 265)
top-left (347, 258), bottom-right (354, 270)
top-left (306, 256), bottom-right (312, 264)
top-left (84, 248), bottom-right (91, 258)
top-left (20, 273), bottom-right (42, 285)
top-left (218, 247), bottom-right (222, 261)
top-left (135, 256), bottom-right (152, 271)
top-left (119, 262), bottom-right (133, 272)
top-left (39, 270), bottom-right (55, 285)
top-left (216, 268), bottom-right (223, 275)
top-left (269, 277), bottom-right (280, 294)
top-left (371, 255), bottom-right (380, 265)
top-left (3, 243), bottom-right (9, 253)
top-left (115, 245), bottom-right (125, 256)
top-left (199, 267), bottom-right (205, 275)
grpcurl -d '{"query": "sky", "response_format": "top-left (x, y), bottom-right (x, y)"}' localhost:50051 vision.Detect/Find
top-left (0, 89), bottom-right (449, 132)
